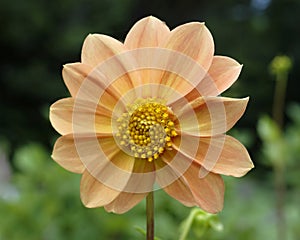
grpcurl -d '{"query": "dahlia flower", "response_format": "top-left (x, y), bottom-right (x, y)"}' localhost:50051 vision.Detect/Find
top-left (50, 16), bottom-right (254, 214)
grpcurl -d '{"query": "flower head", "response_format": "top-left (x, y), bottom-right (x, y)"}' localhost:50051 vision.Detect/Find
top-left (50, 16), bottom-right (254, 214)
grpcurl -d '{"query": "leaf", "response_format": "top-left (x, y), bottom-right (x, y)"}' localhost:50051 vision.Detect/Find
top-left (13, 143), bottom-right (48, 173)
top-left (257, 115), bottom-right (281, 142)
top-left (287, 102), bottom-right (300, 124)
top-left (134, 226), bottom-right (161, 240)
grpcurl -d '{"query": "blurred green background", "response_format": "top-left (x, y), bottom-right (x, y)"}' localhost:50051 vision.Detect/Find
top-left (0, 0), bottom-right (299, 239)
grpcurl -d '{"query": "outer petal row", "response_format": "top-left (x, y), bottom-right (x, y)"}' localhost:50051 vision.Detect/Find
top-left (173, 96), bottom-right (249, 136)
top-left (163, 22), bottom-right (214, 72)
top-left (124, 16), bottom-right (170, 49)
top-left (81, 152), bottom-right (155, 214)
top-left (66, 17), bottom-right (220, 107)
top-left (182, 55), bottom-right (242, 100)
top-left (160, 150), bottom-right (224, 213)
top-left (172, 135), bottom-right (254, 177)
top-left (49, 98), bottom-right (113, 136)
top-left (52, 134), bottom-right (85, 174)
top-left (81, 34), bottom-right (126, 67)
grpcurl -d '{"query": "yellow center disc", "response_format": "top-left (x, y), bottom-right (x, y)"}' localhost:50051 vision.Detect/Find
top-left (116, 99), bottom-right (177, 161)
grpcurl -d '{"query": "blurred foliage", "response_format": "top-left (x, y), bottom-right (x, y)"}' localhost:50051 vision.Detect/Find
top-left (0, 143), bottom-right (299, 239)
top-left (1, 0), bottom-right (300, 239)
top-left (179, 208), bottom-right (223, 240)
top-left (0, 144), bottom-right (135, 240)
top-left (257, 102), bottom-right (300, 185)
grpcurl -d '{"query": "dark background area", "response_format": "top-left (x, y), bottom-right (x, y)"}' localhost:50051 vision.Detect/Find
top-left (1, 0), bottom-right (299, 156)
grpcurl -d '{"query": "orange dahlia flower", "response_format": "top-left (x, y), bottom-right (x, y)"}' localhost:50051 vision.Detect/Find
top-left (50, 16), bottom-right (254, 214)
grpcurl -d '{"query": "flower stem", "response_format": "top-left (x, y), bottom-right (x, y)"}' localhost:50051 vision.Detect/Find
top-left (274, 164), bottom-right (286, 240)
top-left (146, 191), bottom-right (154, 240)
top-left (272, 73), bottom-right (287, 128)
top-left (272, 73), bottom-right (288, 240)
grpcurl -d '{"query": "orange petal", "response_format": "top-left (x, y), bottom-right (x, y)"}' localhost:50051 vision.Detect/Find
top-left (81, 34), bottom-right (125, 67)
top-left (62, 63), bottom-right (92, 97)
top-left (184, 165), bottom-right (224, 213)
top-left (73, 136), bottom-right (120, 173)
top-left (197, 56), bottom-right (243, 96)
top-left (173, 55), bottom-right (242, 102)
top-left (155, 159), bottom-right (196, 206)
top-left (49, 98), bottom-right (113, 136)
top-left (121, 158), bottom-right (155, 193)
top-left (124, 16), bottom-right (170, 49)
top-left (129, 48), bottom-right (208, 101)
top-left (173, 135), bottom-right (254, 177)
top-left (161, 151), bottom-right (224, 213)
top-left (174, 96), bottom-right (249, 136)
top-left (123, 16), bottom-right (170, 96)
top-left (81, 34), bottom-right (140, 103)
top-left (79, 137), bottom-right (135, 193)
top-left (104, 192), bottom-right (146, 214)
top-left (51, 134), bottom-right (85, 173)
top-left (78, 136), bottom-right (138, 208)
top-left (153, 23), bottom-right (213, 101)
top-left (63, 64), bottom-right (124, 113)
top-left (63, 62), bottom-right (134, 109)
top-left (104, 158), bottom-right (155, 213)
top-left (80, 170), bottom-right (120, 207)
top-left (163, 22), bottom-right (214, 71)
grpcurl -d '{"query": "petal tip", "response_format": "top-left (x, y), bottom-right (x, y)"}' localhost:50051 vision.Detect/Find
top-left (243, 96), bottom-right (250, 103)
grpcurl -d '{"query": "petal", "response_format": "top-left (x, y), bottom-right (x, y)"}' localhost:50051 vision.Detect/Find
top-left (104, 192), bottom-right (146, 214)
top-left (124, 16), bottom-right (170, 49)
top-left (161, 150), bottom-right (224, 213)
top-left (49, 98), bottom-right (113, 136)
top-left (184, 165), bottom-right (224, 213)
top-left (81, 34), bottom-right (126, 67)
top-left (104, 158), bottom-right (155, 213)
top-left (73, 136), bottom-right (121, 174)
top-left (155, 159), bottom-right (196, 206)
top-left (122, 158), bottom-right (155, 193)
top-left (81, 34), bottom-right (139, 102)
top-left (79, 137), bottom-right (137, 208)
top-left (62, 63), bottom-right (93, 97)
top-left (196, 56), bottom-right (243, 96)
top-left (155, 23), bottom-right (214, 102)
top-left (63, 62), bottom-right (129, 113)
top-left (80, 170), bottom-right (120, 207)
top-left (81, 35), bottom-right (145, 104)
top-left (51, 134), bottom-right (85, 173)
top-left (173, 135), bottom-right (254, 177)
top-left (163, 22), bottom-right (214, 71)
top-left (63, 62), bottom-right (134, 108)
top-left (173, 96), bottom-right (249, 136)
top-left (123, 16), bottom-right (170, 98)
top-left (79, 137), bottom-right (136, 193)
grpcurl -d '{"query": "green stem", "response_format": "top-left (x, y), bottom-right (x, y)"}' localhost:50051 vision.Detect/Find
top-left (274, 164), bottom-right (286, 240)
top-left (272, 73), bottom-right (287, 240)
top-left (179, 209), bottom-right (197, 240)
top-left (272, 74), bottom-right (287, 128)
top-left (146, 191), bottom-right (154, 240)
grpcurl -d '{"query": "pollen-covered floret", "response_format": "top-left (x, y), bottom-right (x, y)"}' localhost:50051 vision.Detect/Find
top-left (116, 99), bottom-right (177, 161)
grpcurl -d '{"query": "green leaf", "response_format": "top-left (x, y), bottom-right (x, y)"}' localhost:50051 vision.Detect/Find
top-left (287, 102), bottom-right (300, 124)
top-left (257, 115), bottom-right (281, 141)
top-left (208, 216), bottom-right (224, 232)
top-left (134, 226), bottom-right (161, 240)
top-left (13, 143), bottom-right (48, 173)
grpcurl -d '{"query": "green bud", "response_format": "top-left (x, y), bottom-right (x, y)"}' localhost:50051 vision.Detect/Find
top-left (269, 55), bottom-right (293, 78)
